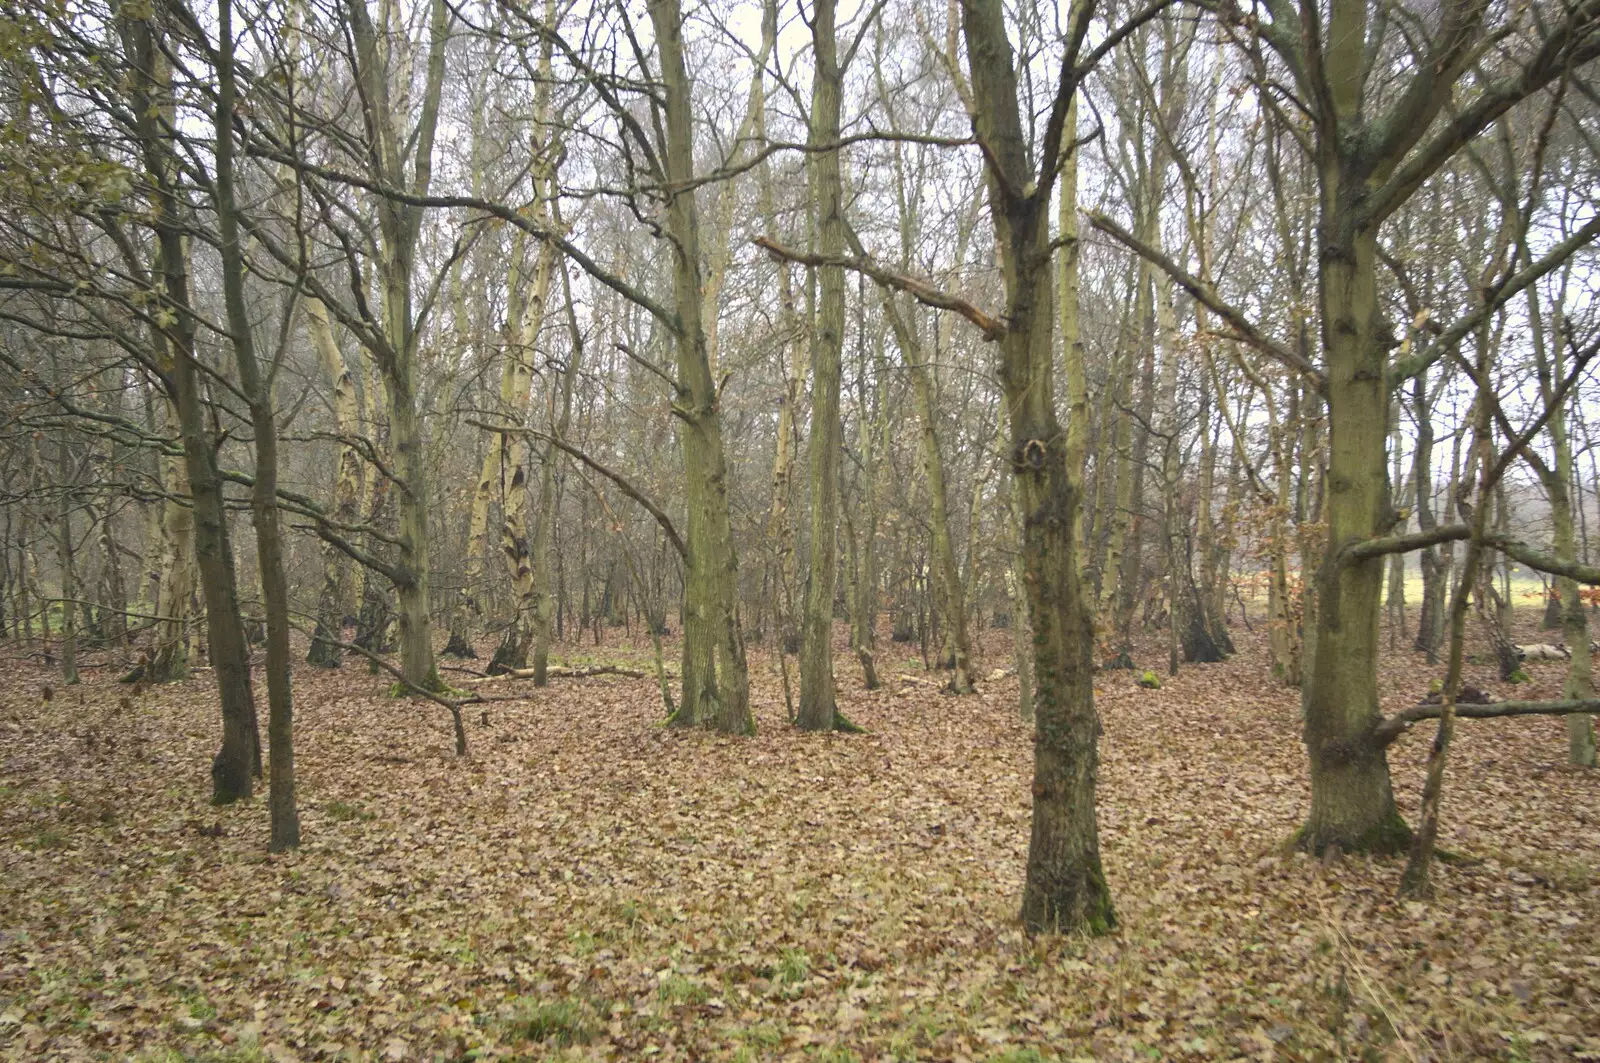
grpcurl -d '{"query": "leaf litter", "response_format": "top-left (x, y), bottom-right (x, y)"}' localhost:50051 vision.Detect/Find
top-left (0, 621), bottom-right (1596, 1061)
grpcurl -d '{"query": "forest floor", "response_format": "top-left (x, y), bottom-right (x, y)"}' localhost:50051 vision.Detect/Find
top-left (1, 615), bottom-right (1597, 1062)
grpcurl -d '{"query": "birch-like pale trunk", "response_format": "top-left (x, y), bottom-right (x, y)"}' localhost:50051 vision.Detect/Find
top-left (488, 229), bottom-right (556, 674)
top-left (305, 299), bottom-right (363, 667)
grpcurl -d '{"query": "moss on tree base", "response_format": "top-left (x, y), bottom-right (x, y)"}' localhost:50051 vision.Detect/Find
top-left (1294, 810), bottom-right (1413, 857)
top-left (386, 666), bottom-right (447, 699)
top-left (832, 712), bottom-right (865, 734)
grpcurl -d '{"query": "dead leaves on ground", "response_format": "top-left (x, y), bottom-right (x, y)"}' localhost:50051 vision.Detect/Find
top-left (0, 622), bottom-right (1597, 1061)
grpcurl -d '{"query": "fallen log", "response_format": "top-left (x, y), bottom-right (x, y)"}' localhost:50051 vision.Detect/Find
top-left (468, 663), bottom-right (654, 682)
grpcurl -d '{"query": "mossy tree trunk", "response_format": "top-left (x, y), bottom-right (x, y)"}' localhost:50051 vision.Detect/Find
top-left (1299, 211), bottom-right (1407, 855)
top-left (796, 0), bottom-right (845, 731)
top-left (651, 0), bottom-right (750, 734)
top-left (960, 0), bottom-right (1114, 934)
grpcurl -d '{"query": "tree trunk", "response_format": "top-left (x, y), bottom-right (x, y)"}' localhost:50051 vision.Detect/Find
top-left (847, 321), bottom-right (884, 690)
top-left (903, 340), bottom-right (974, 695)
top-left (961, 0), bottom-right (1113, 933)
top-left (1299, 211), bottom-right (1407, 855)
top-left (214, 0), bottom-right (298, 847)
top-left (1399, 364), bottom-right (1493, 898)
top-left (1385, 404), bottom-right (1407, 647)
top-left (531, 254), bottom-right (583, 684)
top-left (486, 224), bottom-right (556, 675)
top-left (796, 0), bottom-right (845, 730)
top-left (305, 298), bottom-right (362, 667)
top-left (345, 0), bottom-right (449, 691)
top-left (651, 0), bottom-right (750, 734)
top-left (1531, 275), bottom-right (1597, 765)
top-left (54, 436), bottom-right (79, 685)
top-left (1001, 469), bottom-right (1034, 721)
top-left (121, 7), bottom-right (261, 801)
top-left (149, 439), bottom-right (195, 682)
top-left (1411, 372), bottom-right (1445, 661)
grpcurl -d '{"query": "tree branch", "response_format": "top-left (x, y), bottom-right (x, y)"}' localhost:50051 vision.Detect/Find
top-left (465, 419), bottom-right (686, 558)
top-left (1344, 521), bottom-right (1600, 584)
top-left (1084, 210), bottom-right (1327, 387)
top-left (1392, 214), bottom-right (1600, 385)
top-left (752, 235), bottom-right (1006, 340)
top-left (1375, 699), bottom-right (1600, 747)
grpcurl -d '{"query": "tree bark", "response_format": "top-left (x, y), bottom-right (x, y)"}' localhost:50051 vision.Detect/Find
top-left (214, 0), bottom-right (298, 847)
top-left (960, 0), bottom-right (1113, 934)
top-left (305, 298), bottom-right (362, 667)
top-left (650, 0), bottom-right (750, 734)
top-left (120, 6), bottom-right (261, 802)
top-left (797, 0), bottom-right (846, 730)
top-left (1299, 212), bottom-right (1408, 855)
top-left (149, 437), bottom-right (195, 682)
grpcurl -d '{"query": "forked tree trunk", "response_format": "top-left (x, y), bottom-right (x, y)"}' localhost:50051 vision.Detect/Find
top-left (122, 8), bottom-right (260, 801)
top-left (345, 0), bottom-right (449, 691)
top-left (961, 0), bottom-right (1113, 934)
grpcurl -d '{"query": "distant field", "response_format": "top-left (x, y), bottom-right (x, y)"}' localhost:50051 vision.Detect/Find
top-left (1233, 567), bottom-right (1557, 611)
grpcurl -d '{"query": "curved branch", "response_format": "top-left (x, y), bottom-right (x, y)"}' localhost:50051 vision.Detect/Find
top-left (465, 419), bottom-right (686, 558)
top-left (1084, 210), bottom-right (1327, 388)
top-left (753, 235), bottom-right (1005, 340)
top-left (1375, 698), bottom-right (1600, 747)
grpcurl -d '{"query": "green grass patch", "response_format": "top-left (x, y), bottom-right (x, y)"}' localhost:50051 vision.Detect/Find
top-left (498, 996), bottom-right (597, 1048)
top-left (323, 800), bottom-right (374, 823)
top-left (658, 973), bottom-right (709, 1008)
top-left (27, 828), bottom-right (69, 851)
top-left (777, 947), bottom-right (811, 985)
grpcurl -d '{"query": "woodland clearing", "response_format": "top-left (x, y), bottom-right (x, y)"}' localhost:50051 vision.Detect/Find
top-left (1, 619), bottom-right (1597, 1063)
